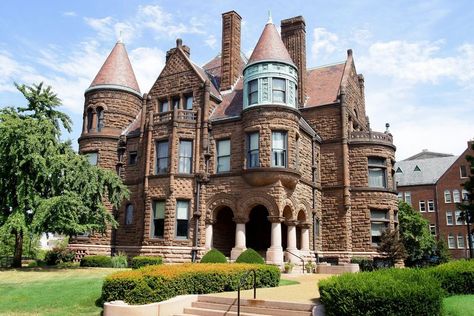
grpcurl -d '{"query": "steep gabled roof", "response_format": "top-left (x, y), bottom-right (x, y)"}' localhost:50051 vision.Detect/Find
top-left (305, 63), bottom-right (345, 107)
top-left (405, 150), bottom-right (454, 161)
top-left (88, 41), bottom-right (140, 95)
top-left (395, 156), bottom-right (458, 186)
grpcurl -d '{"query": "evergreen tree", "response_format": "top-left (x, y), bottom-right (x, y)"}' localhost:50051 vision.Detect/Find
top-left (378, 229), bottom-right (407, 264)
top-left (457, 143), bottom-right (474, 258)
top-left (0, 83), bottom-right (129, 267)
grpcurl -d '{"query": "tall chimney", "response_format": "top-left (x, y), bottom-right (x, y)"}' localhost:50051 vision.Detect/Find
top-left (220, 11), bottom-right (242, 91)
top-left (281, 16), bottom-right (306, 107)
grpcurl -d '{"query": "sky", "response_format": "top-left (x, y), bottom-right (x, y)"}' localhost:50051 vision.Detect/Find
top-left (0, 0), bottom-right (473, 160)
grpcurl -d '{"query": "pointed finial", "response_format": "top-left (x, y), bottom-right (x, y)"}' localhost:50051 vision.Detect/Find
top-left (267, 10), bottom-right (273, 24)
top-left (117, 30), bottom-right (123, 43)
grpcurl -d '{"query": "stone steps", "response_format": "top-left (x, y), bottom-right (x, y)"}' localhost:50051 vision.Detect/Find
top-left (175, 295), bottom-right (316, 316)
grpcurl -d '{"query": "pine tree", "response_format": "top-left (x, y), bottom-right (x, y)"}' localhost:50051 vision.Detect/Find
top-left (457, 143), bottom-right (474, 258)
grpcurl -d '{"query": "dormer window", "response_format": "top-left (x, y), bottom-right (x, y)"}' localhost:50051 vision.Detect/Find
top-left (248, 80), bottom-right (258, 105)
top-left (272, 78), bottom-right (286, 103)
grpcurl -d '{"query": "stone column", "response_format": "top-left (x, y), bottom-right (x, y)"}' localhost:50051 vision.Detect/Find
top-left (91, 109), bottom-right (97, 132)
top-left (286, 220), bottom-right (300, 263)
top-left (300, 223), bottom-right (311, 253)
top-left (266, 216), bottom-right (284, 265)
top-left (231, 217), bottom-right (247, 260)
top-left (204, 219), bottom-right (214, 250)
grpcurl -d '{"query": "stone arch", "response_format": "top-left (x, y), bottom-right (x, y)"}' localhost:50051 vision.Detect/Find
top-left (206, 193), bottom-right (237, 223)
top-left (280, 198), bottom-right (296, 220)
top-left (239, 193), bottom-right (279, 221)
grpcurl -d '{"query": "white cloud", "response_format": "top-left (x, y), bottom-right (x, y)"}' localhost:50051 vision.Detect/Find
top-left (311, 28), bottom-right (339, 62)
top-left (129, 47), bottom-right (166, 93)
top-left (62, 11), bottom-right (77, 17)
top-left (205, 34), bottom-right (217, 49)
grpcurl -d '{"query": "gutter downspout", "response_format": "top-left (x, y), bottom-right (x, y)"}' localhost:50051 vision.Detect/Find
top-left (312, 136), bottom-right (318, 263)
top-left (340, 91), bottom-right (352, 255)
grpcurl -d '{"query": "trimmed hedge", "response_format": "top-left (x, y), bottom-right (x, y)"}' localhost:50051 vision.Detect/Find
top-left (130, 256), bottom-right (163, 269)
top-left (200, 249), bottom-right (227, 263)
top-left (319, 268), bottom-right (444, 316)
top-left (102, 263), bottom-right (280, 305)
top-left (235, 248), bottom-right (264, 264)
top-left (80, 255), bottom-right (112, 267)
top-left (429, 259), bottom-right (474, 295)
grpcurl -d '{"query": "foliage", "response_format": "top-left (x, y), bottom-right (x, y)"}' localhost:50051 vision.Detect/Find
top-left (305, 260), bottom-right (315, 273)
top-left (44, 246), bottom-right (76, 266)
top-left (350, 257), bottom-right (375, 272)
top-left (378, 229), bottom-right (407, 263)
top-left (442, 295), bottom-right (474, 316)
top-left (457, 143), bottom-right (474, 258)
top-left (398, 201), bottom-right (436, 266)
top-left (433, 237), bottom-right (452, 264)
top-left (0, 82), bottom-right (129, 267)
top-left (80, 255), bottom-right (113, 268)
top-left (102, 263), bottom-right (280, 305)
top-left (319, 268), bottom-right (444, 316)
top-left (0, 231), bottom-right (41, 260)
top-left (200, 249), bottom-right (227, 263)
top-left (111, 252), bottom-right (128, 268)
top-left (130, 256), bottom-right (163, 269)
top-left (428, 259), bottom-right (474, 295)
top-left (235, 248), bottom-right (265, 264)
top-left (284, 262), bottom-right (294, 273)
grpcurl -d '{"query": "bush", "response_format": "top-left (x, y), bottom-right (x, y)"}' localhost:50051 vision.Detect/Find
top-left (80, 255), bottom-right (112, 267)
top-left (111, 252), bottom-right (128, 268)
top-left (200, 249), bottom-right (227, 263)
top-left (428, 259), bottom-right (474, 295)
top-left (130, 256), bottom-right (163, 269)
top-left (319, 268), bottom-right (444, 316)
top-left (102, 263), bottom-right (280, 305)
top-left (350, 257), bottom-right (375, 272)
top-left (44, 246), bottom-right (76, 265)
top-left (235, 249), bottom-right (264, 264)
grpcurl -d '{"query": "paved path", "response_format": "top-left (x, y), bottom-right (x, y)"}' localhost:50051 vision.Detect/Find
top-left (208, 273), bottom-right (333, 304)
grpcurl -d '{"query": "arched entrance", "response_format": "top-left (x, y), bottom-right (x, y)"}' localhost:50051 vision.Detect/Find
top-left (212, 207), bottom-right (235, 257)
top-left (246, 205), bottom-right (271, 252)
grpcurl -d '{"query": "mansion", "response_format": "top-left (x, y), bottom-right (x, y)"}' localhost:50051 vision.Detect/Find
top-left (69, 11), bottom-right (398, 265)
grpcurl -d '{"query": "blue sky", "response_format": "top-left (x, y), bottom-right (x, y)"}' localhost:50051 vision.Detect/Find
top-left (0, 0), bottom-right (473, 160)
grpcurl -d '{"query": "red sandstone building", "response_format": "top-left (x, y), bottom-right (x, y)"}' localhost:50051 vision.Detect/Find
top-left (395, 142), bottom-right (474, 259)
top-left (70, 11), bottom-right (398, 265)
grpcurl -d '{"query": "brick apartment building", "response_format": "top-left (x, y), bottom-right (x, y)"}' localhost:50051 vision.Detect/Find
top-left (69, 11), bottom-right (398, 265)
top-left (395, 141), bottom-right (474, 259)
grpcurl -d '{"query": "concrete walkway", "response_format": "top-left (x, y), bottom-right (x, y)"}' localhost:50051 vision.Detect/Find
top-left (207, 273), bottom-right (333, 304)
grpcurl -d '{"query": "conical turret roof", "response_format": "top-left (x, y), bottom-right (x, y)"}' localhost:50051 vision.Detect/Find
top-left (247, 21), bottom-right (294, 66)
top-left (88, 41), bottom-right (140, 94)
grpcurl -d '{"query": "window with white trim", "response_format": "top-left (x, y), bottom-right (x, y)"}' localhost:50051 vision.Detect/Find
top-left (428, 200), bottom-right (435, 212)
top-left (271, 131), bottom-right (287, 167)
top-left (448, 234), bottom-right (455, 249)
top-left (216, 139), bottom-right (231, 173)
top-left (272, 78), bottom-right (286, 103)
top-left (419, 200), bottom-right (426, 212)
top-left (446, 211), bottom-right (453, 225)
top-left (453, 190), bottom-right (461, 203)
top-left (429, 224), bottom-right (436, 236)
top-left (404, 192), bottom-right (412, 206)
top-left (247, 132), bottom-right (259, 168)
top-left (455, 210), bottom-right (465, 225)
top-left (460, 165), bottom-right (468, 178)
top-left (462, 189), bottom-right (469, 201)
top-left (248, 80), bottom-right (258, 105)
top-left (368, 157), bottom-right (387, 188)
top-left (176, 200), bottom-right (189, 239)
top-left (397, 192), bottom-right (403, 201)
top-left (370, 209), bottom-right (389, 245)
top-left (457, 234), bottom-right (465, 248)
top-left (444, 190), bottom-right (452, 203)
top-left (178, 140), bottom-right (193, 174)
top-left (151, 201), bottom-right (165, 238)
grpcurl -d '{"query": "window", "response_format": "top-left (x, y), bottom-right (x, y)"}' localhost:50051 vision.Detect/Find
top-left (446, 211), bottom-right (453, 225)
top-left (185, 96), bottom-right (193, 110)
top-left (173, 98), bottom-right (180, 109)
top-left (125, 204), bottom-right (133, 225)
top-left (271, 131), bottom-right (287, 167)
top-left (272, 78), bottom-right (286, 103)
top-left (460, 165), bottom-right (468, 178)
top-left (444, 190), bottom-right (452, 203)
top-left (457, 234), bottom-right (465, 248)
top-left (178, 140), bottom-right (193, 173)
top-left (428, 200), bottom-right (435, 212)
top-left (429, 224), bottom-right (436, 236)
top-left (248, 80), bottom-right (258, 105)
top-left (448, 234), bottom-right (455, 249)
top-left (129, 151), bottom-right (138, 165)
top-left (396, 167), bottom-right (403, 173)
top-left (156, 141), bottom-right (169, 174)
top-left (414, 165), bottom-right (421, 172)
top-left (176, 200), bottom-right (189, 238)
top-left (370, 210), bottom-right (389, 245)
top-left (247, 132), bottom-right (259, 168)
top-left (397, 192), bottom-right (403, 201)
top-left (85, 152), bottom-right (98, 165)
top-left (453, 190), bottom-right (461, 203)
top-left (87, 108), bottom-right (93, 132)
top-left (151, 201), bottom-right (165, 238)
top-left (216, 139), bottom-right (231, 173)
top-left (455, 210), bottom-right (464, 225)
top-left (96, 107), bottom-right (104, 132)
top-left (404, 192), bottom-right (412, 206)
top-left (462, 189), bottom-right (469, 201)
top-left (368, 157), bottom-right (387, 188)
top-left (419, 200), bottom-right (426, 212)
top-left (159, 100), bottom-right (169, 112)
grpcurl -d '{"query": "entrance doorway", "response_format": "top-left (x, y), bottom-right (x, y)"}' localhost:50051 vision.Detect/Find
top-left (246, 205), bottom-right (271, 252)
top-left (212, 207), bottom-right (235, 257)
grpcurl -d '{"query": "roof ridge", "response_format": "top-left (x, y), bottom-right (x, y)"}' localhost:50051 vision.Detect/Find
top-left (307, 61), bottom-right (346, 71)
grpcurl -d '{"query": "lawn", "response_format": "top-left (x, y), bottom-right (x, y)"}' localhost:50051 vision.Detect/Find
top-left (442, 295), bottom-right (474, 316)
top-left (0, 267), bottom-right (120, 316)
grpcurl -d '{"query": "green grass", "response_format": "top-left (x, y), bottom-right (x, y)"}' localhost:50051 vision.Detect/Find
top-left (279, 279), bottom-right (300, 286)
top-left (442, 295), bottom-right (474, 316)
top-left (0, 267), bottom-right (122, 316)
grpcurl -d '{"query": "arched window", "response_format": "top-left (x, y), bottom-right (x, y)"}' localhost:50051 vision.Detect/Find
top-left (96, 107), bottom-right (104, 132)
top-left (125, 204), bottom-right (133, 225)
top-left (87, 108), bottom-right (93, 132)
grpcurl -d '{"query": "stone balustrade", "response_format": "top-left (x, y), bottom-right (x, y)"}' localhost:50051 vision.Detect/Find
top-left (349, 130), bottom-right (394, 146)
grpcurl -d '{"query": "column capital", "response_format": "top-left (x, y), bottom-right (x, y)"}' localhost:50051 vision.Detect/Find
top-left (205, 218), bottom-right (216, 225)
top-left (267, 216), bottom-right (284, 223)
top-left (285, 220), bottom-right (298, 226)
top-left (233, 216), bottom-right (248, 224)
top-left (298, 222), bottom-right (311, 229)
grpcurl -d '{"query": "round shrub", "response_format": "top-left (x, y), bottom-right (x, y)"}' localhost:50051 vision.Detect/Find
top-left (130, 256), bottom-right (163, 269)
top-left (80, 255), bottom-right (112, 267)
top-left (319, 268), bottom-right (444, 316)
top-left (44, 247), bottom-right (76, 265)
top-left (200, 249), bottom-right (227, 263)
top-left (235, 248), bottom-right (264, 264)
top-left (429, 259), bottom-right (474, 295)
top-left (111, 252), bottom-right (128, 268)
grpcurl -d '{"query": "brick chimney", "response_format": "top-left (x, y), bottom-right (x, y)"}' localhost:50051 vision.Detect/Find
top-left (220, 11), bottom-right (242, 91)
top-left (281, 16), bottom-right (306, 107)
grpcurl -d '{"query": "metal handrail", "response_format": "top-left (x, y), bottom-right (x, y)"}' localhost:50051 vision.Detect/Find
top-left (237, 269), bottom-right (257, 316)
top-left (286, 250), bottom-right (305, 274)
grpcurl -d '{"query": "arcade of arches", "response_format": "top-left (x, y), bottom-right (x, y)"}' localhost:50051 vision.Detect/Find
top-left (205, 204), bottom-right (311, 264)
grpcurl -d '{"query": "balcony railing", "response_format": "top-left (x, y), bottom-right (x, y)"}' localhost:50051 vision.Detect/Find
top-left (350, 130), bottom-right (393, 145)
top-left (153, 109), bottom-right (197, 125)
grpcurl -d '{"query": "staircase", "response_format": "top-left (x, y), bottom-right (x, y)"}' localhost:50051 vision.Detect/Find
top-left (175, 295), bottom-right (319, 316)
